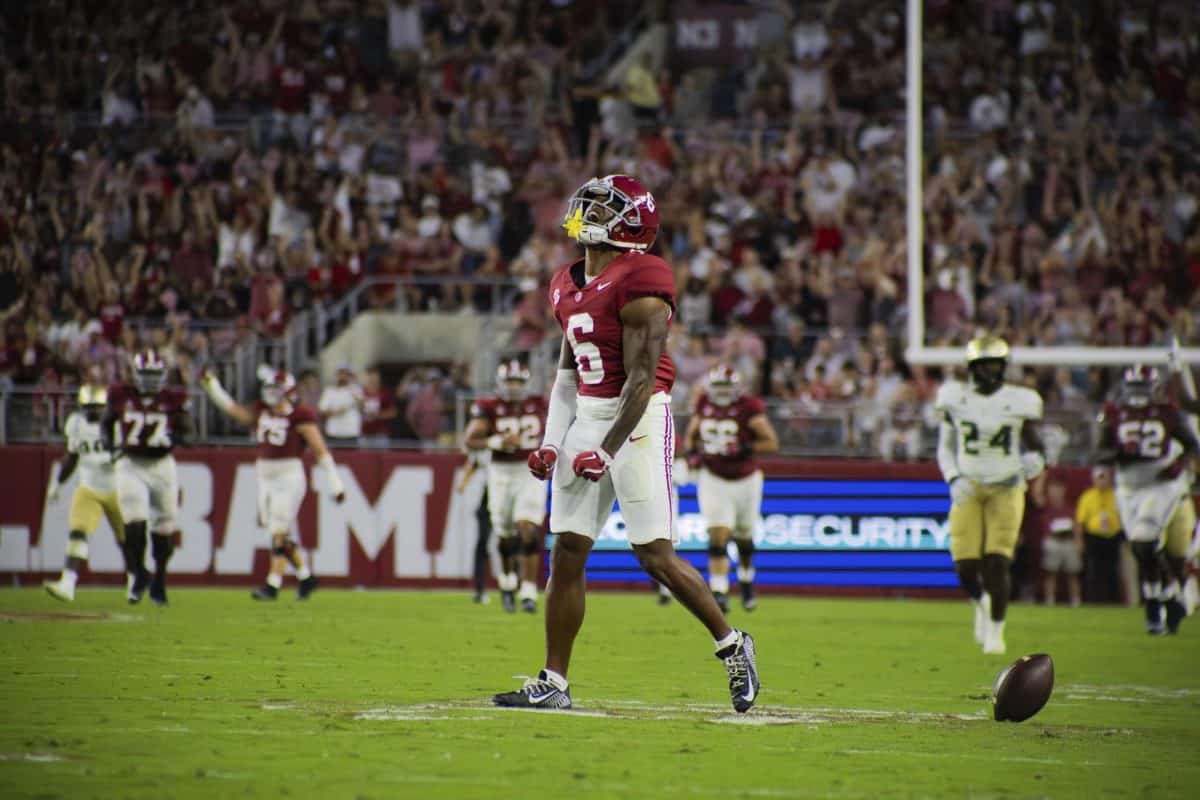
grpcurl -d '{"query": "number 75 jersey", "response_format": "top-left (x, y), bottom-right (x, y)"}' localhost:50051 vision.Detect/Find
top-left (935, 380), bottom-right (1043, 484)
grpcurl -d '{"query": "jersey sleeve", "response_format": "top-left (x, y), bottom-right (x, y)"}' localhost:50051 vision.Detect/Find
top-left (64, 413), bottom-right (81, 452)
top-left (742, 396), bottom-right (767, 418)
top-left (292, 405), bottom-right (319, 425)
top-left (470, 398), bottom-right (496, 421)
top-left (933, 382), bottom-right (954, 417)
top-left (1019, 388), bottom-right (1044, 420)
top-left (616, 255), bottom-right (676, 313)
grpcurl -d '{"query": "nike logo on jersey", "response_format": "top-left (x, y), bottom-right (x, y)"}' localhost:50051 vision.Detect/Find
top-left (597, 281), bottom-right (612, 292)
top-left (629, 435), bottom-right (647, 442)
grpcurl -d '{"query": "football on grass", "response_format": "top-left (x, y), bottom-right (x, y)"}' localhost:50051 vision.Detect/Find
top-left (992, 653), bottom-right (1054, 722)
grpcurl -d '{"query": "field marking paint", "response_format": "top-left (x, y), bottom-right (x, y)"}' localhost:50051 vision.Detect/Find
top-left (0, 753), bottom-right (68, 763)
top-left (373, 772), bottom-right (862, 799)
top-left (1059, 684), bottom-right (1200, 702)
top-left (839, 748), bottom-right (1104, 767)
top-left (345, 699), bottom-right (989, 727)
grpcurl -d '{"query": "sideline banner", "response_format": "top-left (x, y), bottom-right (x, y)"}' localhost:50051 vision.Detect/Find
top-left (0, 446), bottom-right (1110, 592)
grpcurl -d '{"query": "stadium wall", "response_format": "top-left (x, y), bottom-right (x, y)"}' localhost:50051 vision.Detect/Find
top-left (0, 446), bottom-right (1113, 595)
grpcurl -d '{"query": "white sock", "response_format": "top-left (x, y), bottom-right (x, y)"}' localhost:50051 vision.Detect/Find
top-left (60, 569), bottom-right (78, 588)
top-left (297, 564), bottom-right (312, 581)
top-left (710, 574), bottom-right (730, 594)
top-left (737, 566), bottom-right (756, 583)
top-left (1143, 581), bottom-right (1163, 601)
top-left (498, 572), bottom-right (518, 592)
top-left (267, 573), bottom-right (283, 589)
top-left (518, 580), bottom-right (537, 601)
top-left (990, 619), bottom-right (1005, 639)
top-left (714, 629), bottom-right (741, 653)
top-left (541, 668), bottom-right (568, 690)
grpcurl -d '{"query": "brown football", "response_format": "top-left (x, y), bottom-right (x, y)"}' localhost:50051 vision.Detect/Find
top-left (992, 653), bottom-right (1054, 722)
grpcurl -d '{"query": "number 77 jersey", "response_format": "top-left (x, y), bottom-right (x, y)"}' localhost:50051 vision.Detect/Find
top-left (549, 253), bottom-right (676, 398)
top-left (935, 380), bottom-right (1043, 484)
top-left (106, 383), bottom-right (191, 459)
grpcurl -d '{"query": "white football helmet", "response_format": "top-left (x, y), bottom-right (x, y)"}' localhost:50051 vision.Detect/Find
top-left (496, 359), bottom-right (530, 403)
top-left (706, 365), bottom-right (743, 406)
top-left (132, 350), bottom-right (168, 394)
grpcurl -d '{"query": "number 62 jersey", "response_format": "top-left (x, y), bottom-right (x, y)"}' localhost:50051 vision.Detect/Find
top-left (1098, 401), bottom-right (1196, 489)
top-left (935, 380), bottom-right (1043, 485)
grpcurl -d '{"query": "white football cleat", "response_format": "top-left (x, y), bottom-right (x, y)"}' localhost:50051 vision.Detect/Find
top-left (982, 619), bottom-right (1006, 655)
top-left (973, 593), bottom-right (991, 644)
top-left (44, 579), bottom-right (75, 602)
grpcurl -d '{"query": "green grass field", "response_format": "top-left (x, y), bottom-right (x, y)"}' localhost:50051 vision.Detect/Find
top-left (1, 587), bottom-right (1198, 799)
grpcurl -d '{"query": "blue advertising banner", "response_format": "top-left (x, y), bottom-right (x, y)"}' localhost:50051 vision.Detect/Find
top-left (558, 479), bottom-right (959, 589)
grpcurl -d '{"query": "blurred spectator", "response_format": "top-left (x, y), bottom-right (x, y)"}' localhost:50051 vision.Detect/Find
top-left (319, 363), bottom-right (363, 444)
top-left (1041, 479), bottom-right (1083, 607)
top-left (361, 367), bottom-right (397, 446)
top-left (1074, 466), bottom-right (1124, 604)
top-left (878, 380), bottom-right (923, 461)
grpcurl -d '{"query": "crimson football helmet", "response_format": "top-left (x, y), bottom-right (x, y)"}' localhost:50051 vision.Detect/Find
top-left (561, 174), bottom-right (659, 250)
top-left (260, 367), bottom-right (297, 407)
top-left (1121, 364), bottom-right (1160, 407)
top-left (496, 359), bottom-right (530, 403)
top-left (706, 365), bottom-right (743, 406)
top-left (132, 349), bottom-right (168, 394)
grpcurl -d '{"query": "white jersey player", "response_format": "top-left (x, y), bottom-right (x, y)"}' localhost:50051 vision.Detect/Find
top-left (43, 385), bottom-right (127, 602)
top-left (936, 335), bottom-right (1045, 655)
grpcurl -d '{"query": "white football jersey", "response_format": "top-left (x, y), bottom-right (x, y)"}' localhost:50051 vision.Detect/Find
top-left (935, 380), bottom-right (1043, 485)
top-left (64, 411), bottom-right (116, 494)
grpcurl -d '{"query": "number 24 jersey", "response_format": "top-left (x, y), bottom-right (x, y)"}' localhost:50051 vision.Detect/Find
top-left (935, 380), bottom-right (1042, 484)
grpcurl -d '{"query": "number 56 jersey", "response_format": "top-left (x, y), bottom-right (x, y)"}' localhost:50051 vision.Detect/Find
top-left (935, 380), bottom-right (1043, 485)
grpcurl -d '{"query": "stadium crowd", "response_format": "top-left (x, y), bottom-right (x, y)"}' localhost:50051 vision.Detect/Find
top-left (1, 0), bottom-right (1198, 456)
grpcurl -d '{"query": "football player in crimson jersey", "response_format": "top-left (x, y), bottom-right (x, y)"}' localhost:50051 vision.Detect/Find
top-left (682, 366), bottom-right (779, 613)
top-left (464, 360), bottom-right (549, 613)
top-left (491, 174), bottom-right (759, 713)
top-left (102, 350), bottom-right (194, 606)
top-left (1095, 365), bottom-right (1200, 634)
top-left (200, 366), bottom-right (346, 600)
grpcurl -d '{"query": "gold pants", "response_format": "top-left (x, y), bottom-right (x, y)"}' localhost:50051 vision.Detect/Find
top-left (69, 486), bottom-right (125, 540)
top-left (949, 483), bottom-right (1025, 561)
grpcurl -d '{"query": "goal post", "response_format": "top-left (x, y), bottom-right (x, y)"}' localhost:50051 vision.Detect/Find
top-left (900, 0), bottom-right (1199, 368)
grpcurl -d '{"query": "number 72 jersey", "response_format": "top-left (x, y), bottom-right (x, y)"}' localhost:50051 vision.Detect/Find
top-left (935, 380), bottom-right (1043, 484)
top-left (470, 396), bottom-right (549, 463)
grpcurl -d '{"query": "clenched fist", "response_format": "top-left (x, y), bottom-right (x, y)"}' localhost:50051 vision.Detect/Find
top-left (528, 445), bottom-right (559, 480)
top-left (573, 448), bottom-right (614, 482)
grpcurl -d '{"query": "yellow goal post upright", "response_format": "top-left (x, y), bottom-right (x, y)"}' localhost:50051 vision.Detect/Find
top-left (900, 0), bottom-right (1200, 369)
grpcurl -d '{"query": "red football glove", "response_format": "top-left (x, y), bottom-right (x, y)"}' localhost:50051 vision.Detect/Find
top-left (573, 448), bottom-right (614, 482)
top-left (528, 445), bottom-right (559, 481)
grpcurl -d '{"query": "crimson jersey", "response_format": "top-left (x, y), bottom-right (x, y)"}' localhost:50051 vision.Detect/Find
top-left (253, 402), bottom-right (319, 460)
top-left (471, 396), bottom-right (548, 463)
top-left (549, 253), bottom-right (676, 399)
top-left (105, 384), bottom-right (190, 458)
top-left (1098, 401), bottom-right (1197, 487)
top-left (694, 393), bottom-right (767, 479)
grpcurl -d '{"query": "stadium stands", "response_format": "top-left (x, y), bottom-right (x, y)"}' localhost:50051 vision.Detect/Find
top-left (1, 0), bottom-right (1197, 460)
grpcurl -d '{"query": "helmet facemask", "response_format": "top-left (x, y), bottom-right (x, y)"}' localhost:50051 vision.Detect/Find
top-left (134, 366), bottom-right (167, 395)
top-left (562, 178), bottom-right (651, 250)
top-left (968, 358), bottom-right (1007, 395)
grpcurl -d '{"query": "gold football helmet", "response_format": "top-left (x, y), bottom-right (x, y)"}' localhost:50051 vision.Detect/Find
top-left (965, 335), bottom-right (1010, 394)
